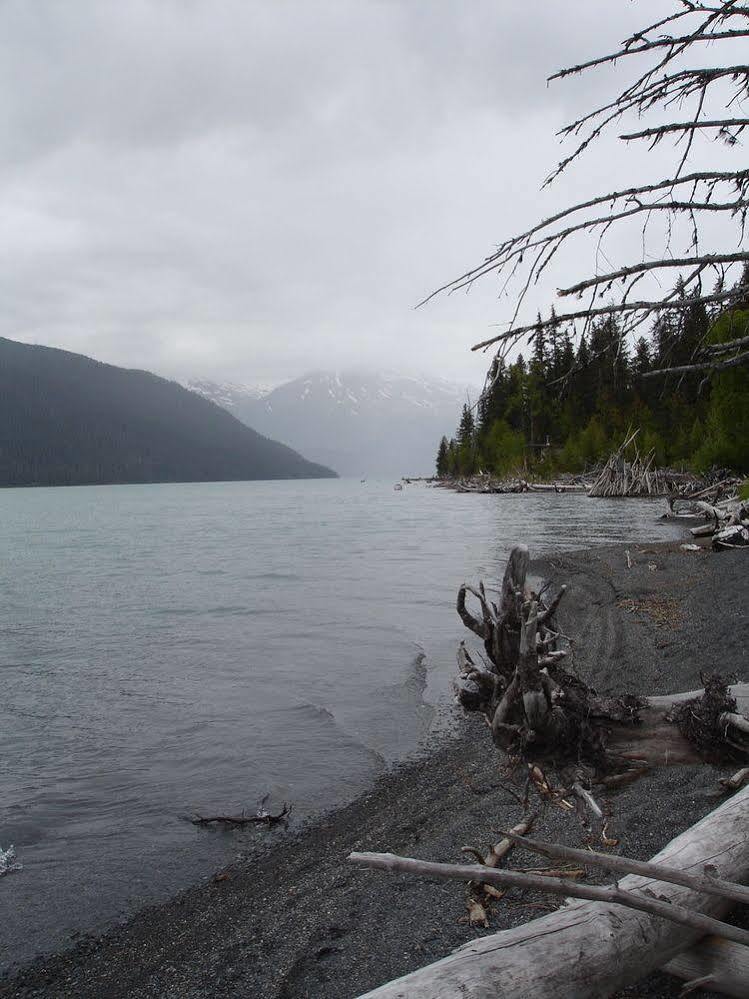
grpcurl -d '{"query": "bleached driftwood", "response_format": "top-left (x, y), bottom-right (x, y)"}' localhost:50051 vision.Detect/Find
top-left (588, 430), bottom-right (672, 498)
top-left (352, 786), bottom-right (749, 999)
top-left (663, 936), bottom-right (749, 998)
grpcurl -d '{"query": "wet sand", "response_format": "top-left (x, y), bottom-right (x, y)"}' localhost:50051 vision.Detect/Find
top-left (2, 540), bottom-right (747, 999)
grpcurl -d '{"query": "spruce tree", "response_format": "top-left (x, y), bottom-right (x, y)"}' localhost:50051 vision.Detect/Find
top-left (435, 436), bottom-right (449, 478)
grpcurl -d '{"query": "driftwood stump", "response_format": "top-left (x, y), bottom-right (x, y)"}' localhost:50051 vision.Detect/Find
top-left (455, 545), bottom-right (749, 772)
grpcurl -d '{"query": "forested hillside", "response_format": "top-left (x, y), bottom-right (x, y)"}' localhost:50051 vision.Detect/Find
top-left (0, 337), bottom-right (336, 487)
top-left (437, 282), bottom-right (749, 479)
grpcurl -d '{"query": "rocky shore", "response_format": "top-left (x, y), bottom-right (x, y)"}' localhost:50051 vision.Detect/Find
top-left (2, 541), bottom-right (747, 999)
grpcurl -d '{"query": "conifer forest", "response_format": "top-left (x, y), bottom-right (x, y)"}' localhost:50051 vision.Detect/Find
top-left (437, 276), bottom-right (749, 480)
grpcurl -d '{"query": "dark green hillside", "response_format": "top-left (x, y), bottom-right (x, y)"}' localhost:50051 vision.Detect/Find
top-left (0, 337), bottom-right (337, 486)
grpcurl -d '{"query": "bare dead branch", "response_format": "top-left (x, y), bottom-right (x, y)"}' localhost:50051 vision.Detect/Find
top-left (191, 802), bottom-right (292, 826)
top-left (559, 252), bottom-right (749, 298)
top-left (426, 1), bottom-right (749, 380)
top-left (621, 117), bottom-right (749, 141)
top-left (549, 30), bottom-right (749, 83)
top-left (705, 333), bottom-right (749, 352)
top-left (348, 851), bottom-right (749, 948)
top-left (471, 286), bottom-right (749, 353)
top-left (418, 171), bottom-right (749, 309)
top-left (642, 348), bottom-right (749, 377)
top-left (502, 832), bottom-right (749, 906)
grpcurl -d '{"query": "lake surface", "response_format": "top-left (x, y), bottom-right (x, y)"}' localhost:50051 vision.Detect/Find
top-left (0, 479), bottom-right (684, 969)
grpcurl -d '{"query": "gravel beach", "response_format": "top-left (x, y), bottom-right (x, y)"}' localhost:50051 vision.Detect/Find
top-left (2, 539), bottom-right (747, 999)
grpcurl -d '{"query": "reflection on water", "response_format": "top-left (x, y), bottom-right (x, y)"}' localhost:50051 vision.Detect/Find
top-left (0, 479), bottom-right (683, 969)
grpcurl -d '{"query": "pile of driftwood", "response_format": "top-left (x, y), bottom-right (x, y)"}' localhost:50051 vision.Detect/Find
top-left (347, 545), bottom-right (749, 997)
top-left (448, 474), bottom-right (588, 495)
top-left (589, 429), bottom-right (674, 497)
top-left (668, 482), bottom-right (749, 550)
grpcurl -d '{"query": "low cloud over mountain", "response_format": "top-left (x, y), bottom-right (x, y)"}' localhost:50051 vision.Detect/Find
top-left (187, 370), bottom-right (476, 477)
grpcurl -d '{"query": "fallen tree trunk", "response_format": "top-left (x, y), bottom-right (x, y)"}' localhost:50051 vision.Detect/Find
top-left (353, 786), bottom-right (749, 998)
top-left (605, 683), bottom-right (749, 766)
top-left (662, 936), bottom-right (749, 998)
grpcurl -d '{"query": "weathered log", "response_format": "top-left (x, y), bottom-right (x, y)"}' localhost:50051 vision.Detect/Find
top-left (662, 937), bottom-right (749, 998)
top-left (714, 524), bottom-right (749, 549)
top-left (720, 767), bottom-right (749, 792)
top-left (691, 522), bottom-right (718, 537)
top-left (603, 684), bottom-right (749, 766)
top-left (353, 786), bottom-right (749, 998)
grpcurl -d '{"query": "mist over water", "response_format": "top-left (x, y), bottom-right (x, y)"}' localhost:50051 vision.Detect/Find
top-left (0, 479), bottom-right (684, 969)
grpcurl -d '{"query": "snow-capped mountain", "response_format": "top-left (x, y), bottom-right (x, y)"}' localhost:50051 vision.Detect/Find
top-left (185, 371), bottom-right (476, 477)
top-left (183, 378), bottom-right (274, 409)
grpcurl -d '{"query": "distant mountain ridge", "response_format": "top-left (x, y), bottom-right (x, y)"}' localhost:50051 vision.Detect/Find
top-left (184, 378), bottom-right (274, 408)
top-left (187, 370), bottom-right (476, 477)
top-left (0, 338), bottom-right (336, 487)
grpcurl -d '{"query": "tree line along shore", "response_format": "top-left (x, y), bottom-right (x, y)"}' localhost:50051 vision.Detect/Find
top-left (436, 281), bottom-right (749, 483)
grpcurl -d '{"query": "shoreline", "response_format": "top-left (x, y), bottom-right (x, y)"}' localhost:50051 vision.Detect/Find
top-left (2, 539), bottom-right (747, 999)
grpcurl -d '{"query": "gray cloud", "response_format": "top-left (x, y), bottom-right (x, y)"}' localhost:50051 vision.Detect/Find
top-left (1, 0), bottom-right (741, 387)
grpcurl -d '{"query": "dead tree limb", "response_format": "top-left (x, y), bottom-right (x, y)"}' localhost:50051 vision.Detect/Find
top-left (421, 1), bottom-right (749, 382)
top-left (349, 851), bottom-right (749, 948)
top-left (191, 802), bottom-right (291, 827)
top-left (501, 832), bottom-right (749, 906)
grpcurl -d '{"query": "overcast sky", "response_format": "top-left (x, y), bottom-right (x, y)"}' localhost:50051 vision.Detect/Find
top-left (0, 1), bottom-right (743, 387)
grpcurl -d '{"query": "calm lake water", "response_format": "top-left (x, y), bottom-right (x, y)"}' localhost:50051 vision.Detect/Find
top-left (0, 479), bottom-right (684, 969)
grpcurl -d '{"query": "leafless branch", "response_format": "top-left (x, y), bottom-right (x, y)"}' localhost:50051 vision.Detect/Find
top-left (559, 251), bottom-right (749, 298)
top-left (426, 1), bottom-right (749, 379)
top-left (643, 348), bottom-right (749, 377)
top-left (471, 285), bottom-right (749, 353)
top-left (621, 118), bottom-right (749, 141)
top-left (348, 850), bottom-right (749, 948)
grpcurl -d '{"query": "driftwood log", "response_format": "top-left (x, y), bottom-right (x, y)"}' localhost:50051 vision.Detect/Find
top-left (351, 785), bottom-right (749, 998)
top-left (455, 544), bottom-right (749, 773)
top-left (664, 936), bottom-right (749, 998)
top-left (190, 801), bottom-right (291, 827)
top-left (668, 489), bottom-right (749, 549)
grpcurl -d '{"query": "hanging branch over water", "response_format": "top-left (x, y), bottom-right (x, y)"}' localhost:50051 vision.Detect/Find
top-left (422, 1), bottom-right (749, 380)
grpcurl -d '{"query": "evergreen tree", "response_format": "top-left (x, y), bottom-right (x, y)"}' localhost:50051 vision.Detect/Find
top-left (456, 404), bottom-right (475, 446)
top-left (455, 404), bottom-right (477, 475)
top-left (435, 436), bottom-right (449, 478)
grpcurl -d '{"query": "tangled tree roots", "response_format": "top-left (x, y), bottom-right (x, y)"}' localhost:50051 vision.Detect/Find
top-left (671, 674), bottom-right (749, 760)
top-left (455, 545), bottom-right (749, 774)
